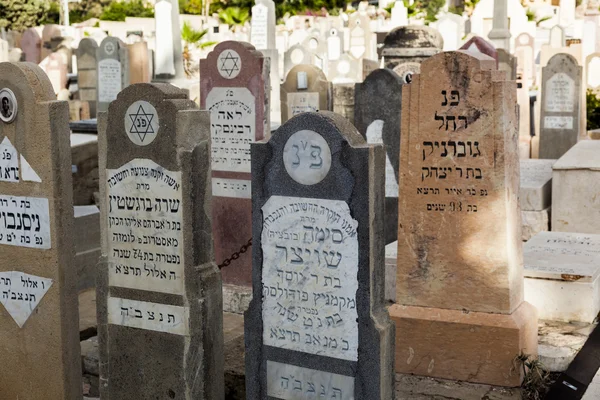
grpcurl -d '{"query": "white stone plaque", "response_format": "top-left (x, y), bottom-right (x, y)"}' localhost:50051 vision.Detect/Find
top-left (106, 158), bottom-right (184, 294)
top-left (545, 72), bottom-right (575, 112)
top-left (124, 101), bottom-right (159, 146)
top-left (366, 120), bottom-right (399, 198)
top-left (212, 178), bottom-right (251, 199)
top-left (0, 271), bottom-right (53, 328)
top-left (588, 57), bottom-right (600, 88)
top-left (0, 137), bottom-right (19, 182)
top-left (107, 296), bottom-right (189, 336)
top-left (283, 130), bottom-right (331, 185)
top-left (266, 361), bottom-right (355, 400)
top-left (207, 87), bottom-right (256, 173)
top-left (250, 3), bottom-right (269, 50)
top-left (544, 116), bottom-right (574, 130)
top-left (0, 195), bottom-right (50, 249)
top-left (287, 92), bottom-right (320, 117)
top-left (98, 58), bottom-right (122, 103)
top-left (349, 26), bottom-right (366, 59)
top-left (261, 196), bottom-right (359, 361)
top-left (217, 49), bottom-right (241, 79)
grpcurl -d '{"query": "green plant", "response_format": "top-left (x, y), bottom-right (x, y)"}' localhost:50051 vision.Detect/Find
top-left (0, 0), bottom-right (52, 31)
top-left (536, 15), bottom-right (552, 26)
top-left (179, 0), bottom-right (203, 15)
top-left (41, 1), bottom-right (61, 25)
top-left (218, 6), bottom-right (250, 27)
top-left (181, 21), bottom-right (215, 76)
top-left (587, 89), bottom-right (600, 130)
top-left (100, 0), bottom-right (154, 22)
top-left (513, 353), bottom-right (553, 400)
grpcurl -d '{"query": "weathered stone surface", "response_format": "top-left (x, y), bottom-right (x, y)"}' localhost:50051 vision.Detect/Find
top-left (539, 53), bottom-right (582, 160)
top-left (0, 62), bottom-right (81, 399)
top-left (382, 25), bottom-right (443, 77)
top-left (332, 83), bottom-right (355, 121)
top-left (246, 112), bottom-right (395, 399)
top-left (521, 208), bottom-right (550, 241)
top-left (223, 283), bottom-right (252, 314)
top-left (96, 37), bottom-right (130, 113)
top-left (538, 319), bottom-right (595, 372)
top-left (354, 68), bottom-right (403, 244)
top-left (76, 38), bottom-right (99, 116)
top-left (200, 41), bottom-right (269, 287)
top-left (98, 83), bottom-right (222, 399)
top-left (552, 140), bottom-right (600, 233)
top-left (520, 159), bottom-right (554, 211)
top-left (281, 63), bottom-right (332, 123)
top-left (389, 302), bottom-right (538, 387)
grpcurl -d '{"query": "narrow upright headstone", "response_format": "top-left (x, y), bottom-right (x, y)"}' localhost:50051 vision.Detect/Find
top-left (539, 53), bottom-right (581, 159)
top-left (128, 41), bottom-right (151, 84)
top-left (549, 25), bottom-right (565, 48)
top-left (20, 28), bottom-right (42, 64)
top-left (250, 0), bottom-right (276, 51)
top-left (354, 68), bottom-right (403, 244)
top-left (40, 52), bottom-right (67, 94)
top-left (97, 83), bottom-right (223, 398)
top-left (0, 62), bottom-right (81, 399)
top-left (281, 64), bottom-right (332, 123)
top-left (435, 14), bottom-right (464, 51)
top-left (154, 0), bottom-right (185, 80)
top-left (245, 111), bottom-right (395, 399)
top-left (76, 38), bottom-right (98, 117)
top-left (200, 41), bottom-right (270, 286)
top-left (515, 33), bottom-right (535, 87)
top-left (389, 51), bottom-right (538, 386)
top-left (96, 37), bottom-right (130, 113)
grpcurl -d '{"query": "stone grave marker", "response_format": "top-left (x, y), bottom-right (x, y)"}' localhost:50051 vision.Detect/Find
top-left (330, 53), bottom-right (360, 83)
top-left (41, 24), bottom-right (61, 60)
top-left (284, 44), bottom-right (313, 78)
top-left (245, 111), bottom-right (395, 399)
top-left (549, 25), bottom-right (565, 48)
top-left (332, 83), bottom-right (355, 121)
top-left (250, 0), bottom-right (276, 51)
top-left (39, 52), bottom-right (67, 94)
top-left (97, 36), bottom-right (130, 113)
top-left (0, 62), bottom-right (81, 399)
top-left (389, 51), bottom-right (538, 386)
top-left (520, 159), bottom-right (554, 241)
top-left (515, 33), bottom-right (535, 87)
top-left (200, 41), bottom-right (270, 286)
top-left (128, 41), bottom-right (151, 84)
top-left (382, 25), bottom-right (443, 83)
top-left (435, 13), bottom-right (464, 51)
top-left (539, 53), bottom-right (581, 159)
top-left (391, 0), bottom-right (408, 27)
top-left (76, 38), bottom-right (98, 117)
top-left (154, 0), bottom-right (185, 80)
top-left (97, 83), bottom-right (223, 398)
top-left (460, 35), bottom-right (498, 65)
top-left (348, 13), bottom-right (374, 61)
top-left (361, 59), bottom-right (379, 81)
top-left (327, 27), bottom-right (344, 62)
top-left (586, 52), bottom-right (600, 90)
top-left (354, 68), bottom-right (403, 244)
top-left (302, 33), bottom-right (328, 73)
top-left (497, 48), bottom-right (517, 80)
top-left (281, 64), bottom-right (332, 123)
top-left (20, 28), bottom-right (42, 64)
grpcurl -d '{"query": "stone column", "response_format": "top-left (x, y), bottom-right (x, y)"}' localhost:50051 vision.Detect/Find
top-left (488, 0), bottom-right (511, 50)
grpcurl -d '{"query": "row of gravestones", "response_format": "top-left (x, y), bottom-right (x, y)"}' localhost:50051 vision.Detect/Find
top-left (1, 43), bottom-right (539, 398)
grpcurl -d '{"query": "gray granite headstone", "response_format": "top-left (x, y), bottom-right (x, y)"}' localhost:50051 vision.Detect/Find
top-left (96, 37), bottom-right (130, 113)
top-left (354, 68), bottom-right (404, 244)
top-left (245, 111), bottom-right (395, 399)
top-left (76, 38), bottom-right (99, 117)
top-left (539, 53), bottom-right (582, 159)
top-left (97, 83), bottom-right (223, 399)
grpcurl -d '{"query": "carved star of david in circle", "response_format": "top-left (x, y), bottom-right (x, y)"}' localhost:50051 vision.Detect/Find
top-left (218, 50), bottom-right (241, 79)
top-left (128, 104), bottom-right (155, 143)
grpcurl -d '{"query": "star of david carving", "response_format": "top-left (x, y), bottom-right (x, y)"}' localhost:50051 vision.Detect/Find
top-left (219, 51), bottom-right (240, 78)
top-left (128, 105), bottom-right (155, 143)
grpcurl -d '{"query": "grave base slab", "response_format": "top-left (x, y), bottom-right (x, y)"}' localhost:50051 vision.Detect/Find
top-left (389, 302), bottom-right (538, 387)
top-left (525, 276), bottom-right (600, 323)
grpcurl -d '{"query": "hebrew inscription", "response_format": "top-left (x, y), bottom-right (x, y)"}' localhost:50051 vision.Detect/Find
top-left (0, 195), bottom-right (50, 249)
top-left (266, 361), bottom-right (355, 400)
top-left (545, 72), bottom-right (575, 112)
top-left (107, 296), bottom-right (189, 336)
top-left (207, 87), bottom-right (255, 174)
top-left (0, 271), bottom-right (53, 328)
top-left (544, 116), bottom-right (574, 129)
top-left (287, 92), bottom-right (320, 117)
top-left (261, 196), bottom-right (359, 361)
top-left (0, 136), bottom-right (18, 182)
top-left (212, 177), bottom-right (251, 199)
top-left (98, 58), bottom-right (122, 103)
top-left (106, 158), bottom-right (184, 294)
top-left (283, 130), bottom-right (332, 185)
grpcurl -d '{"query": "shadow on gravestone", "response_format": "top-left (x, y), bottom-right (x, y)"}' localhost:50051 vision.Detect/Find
top-left (245, 111), bottom-right (395, 399)
top-left (97, 83), bottom-right (223, 399)
top-left (0, 62), bottom-right (81, 399)
top-left (200, 41), bottom-right (270, 287)
top-left (354, 68), bottom-right (404, 245)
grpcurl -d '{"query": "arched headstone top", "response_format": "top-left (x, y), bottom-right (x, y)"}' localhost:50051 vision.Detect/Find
top-left (546, 52), bottom-right (580, 69)
top-left (201, 41), bottom-right (265, 84)
top-left (419, 50), bottom-right (497, 78)
top-left (285, 63), bottom-right (328, 83)
top-left (460, 35), bottom-right (498, 63)
top-left (0, 62), bottom-right (55, 105)
top-left (383, 25), bottom-right (444, 50)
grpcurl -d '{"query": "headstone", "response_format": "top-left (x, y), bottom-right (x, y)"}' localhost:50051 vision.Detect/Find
top-left (330, 53), bottom-right (360, 83)
top-left (41, 25), bottom-right (61, 60)
top-left (332, 83), bottom-right (355, 120)
top-left (391, 0), bottom-right (408, 27)
top-left (284, 44), bottom-right (313, 78)
top-left (389, 51), bottom-right (538, 386)
top-left (250, 0), bottom-right (276, 51)
top-left (0, 62), bottom-right (81, 399)
top-left (435, 13), bottom-right (465, 51)
top-left (539, 53), bottom-right (582, 159)
top-left (281, 64), bottom-right (332, 123)
top-left (559, 0), bottom-right (576, 28)
top-left (515, 33), bottom-right (535, 88)
top-left (96, 37), bottom-right (130, 113)
top-left (245, 111), bottom-right (395, 399)
top-left (348, 13), bottom-right (375, 61)
top-left (460, 35), bottom-right (498, 65)
top-left (39, 52), bottom-right (67, 95)
top-left (583, 20), bottom-right (597, 59)
top-left (327, 28), bottom-right (344, 62)
top-left (487, 0), bottom-right (511, 50)
top-left (302, 34), bottom-right (328, 72)
top-left (382, 25), bottom-right (443, 82)
top-left (200, 41), bottom-right (270, 286)
top-left (354, 68), bottom-right (403, 244)
top-left (361, 58), bottom-right (379, 81)
top-left (20, 28), bottom-right (42, 64)
top-left (524, 232), bottom-right (600, 323)
top-left (549, 25), bottom-right (565, 48)
top-left (97, 83), bottom-right (223, 398)
top-left (76, 38), bottom-right (99, 117)
top-left (552, 140), bottom-right (600, 233)
top-left (497, 48), bottom-right (517, 80)
top-left (128, 41), bottom-right (151, 84)
top-left (469, 0), bottom-right (529, 51)
top-left (154, 0), bottom-right (185, 80)
top-left (586, 52), bottom-right (600, 89)
top-left (520, 159), bottom-right (554, 241)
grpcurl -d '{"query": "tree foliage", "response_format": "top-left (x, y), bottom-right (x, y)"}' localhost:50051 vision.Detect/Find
top-left (69, 0), bottom-right (112, 24)
top-left (99, 0), bottom-right (154, 21)
top-left (587, 89), bottom-right (600, 131)
top-left (0, 0), bottom-right (52, 31)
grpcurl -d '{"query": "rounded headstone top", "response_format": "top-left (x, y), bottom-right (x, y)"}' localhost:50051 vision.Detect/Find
top-left (383, 25), bottom-right (443, 50)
